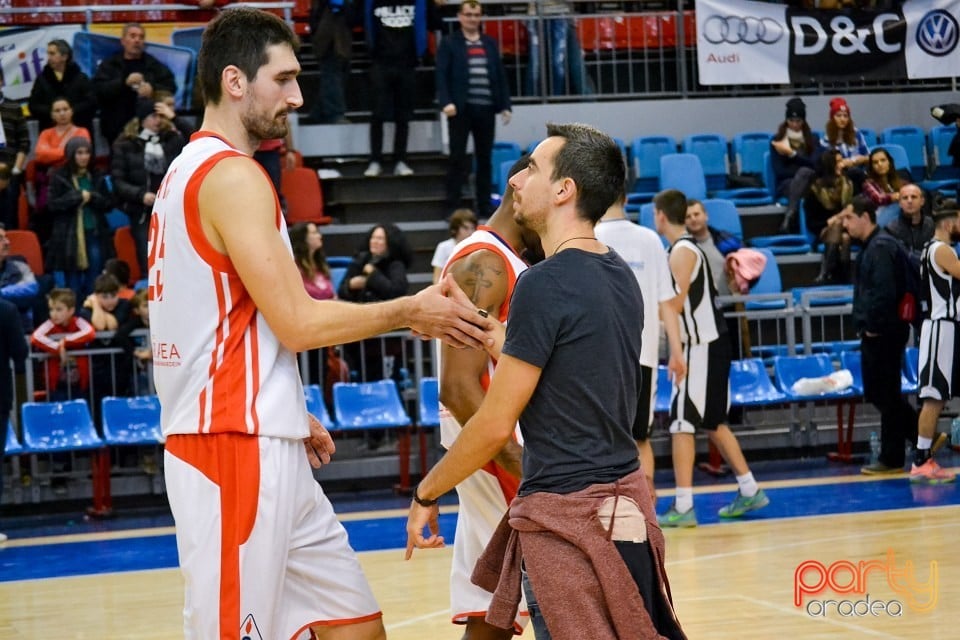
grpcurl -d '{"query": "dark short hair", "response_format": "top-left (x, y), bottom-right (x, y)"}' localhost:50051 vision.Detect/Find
top-left (654, 189), bottom-right (688, 225)
top-left (544, 123), bottom-right (625, 223)
top-left (93, 273), bottom-right (122, 295)
top-left (851, 195), bottom-right (877, 222)
top-left (49, 39), bottom-right (73, 62)
top-left (933, 198), bottom-right (959, 222)
top-left (103, 258), bottom-right (131, 287)
top-left (198, 7), bottom-right (299, 105)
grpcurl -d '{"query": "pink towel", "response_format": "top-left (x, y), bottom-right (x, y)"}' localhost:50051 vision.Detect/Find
top-left (726, 249), bottom-right (767, 294)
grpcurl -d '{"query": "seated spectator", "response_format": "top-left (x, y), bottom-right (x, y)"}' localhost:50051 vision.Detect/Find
top-left (111, 288), bottom-right (152, 396)
top-left (153, 89), bottom-right (196, 140)
top-left (46, 137), bottom-right (115, 297)
top-left (861, 148), bottom-right (904, 208)
top-left (0, 164), bottom-right (19, 231)
top-left (102, 258), bottom-right (136, 300)
top-left (771, 97), bottom-right (818, 233)
top-left (885, 183), bottom-right (934, 259)
top-left (0, 222), bottom-right (40, 330)
top-left (685, 199), bottom-right (742, 297)
top-left (93, 22), bottom-right (177, 148)
top-left (431, 208), bottom-right (477, 283)
top-left (0, 67), bottom-right (29, 213)
top-left (820, 97), bottom-right (869, 190)
top-left (28, 39), bottom-right (97, 134)
top-left (289, 221), bottom-right (336, 300)
top-left (112, 97), bottom-right (186, 275)
top-left (806, 150), bottom-right (854, 283)
top-left (30, 287), bottom-right (96, 401)
top-left (81, 273), bottom-right (131, 332)
top-left (34, 97), bottom-right (92, 169)
top-left (338, 223), bottom-right (411, 303)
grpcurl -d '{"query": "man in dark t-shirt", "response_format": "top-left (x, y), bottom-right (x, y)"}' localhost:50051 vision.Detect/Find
top-left (406, 123), bottom-right (686, 639)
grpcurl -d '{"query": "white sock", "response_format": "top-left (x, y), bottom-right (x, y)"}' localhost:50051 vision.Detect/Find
top-left (917, 436), bottom-right (932, 450)
top-left (736, 472), bottom-right (759, 498)
top-left (674, 487), bottom-right (694, 513)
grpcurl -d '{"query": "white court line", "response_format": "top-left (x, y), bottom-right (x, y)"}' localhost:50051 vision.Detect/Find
top-left (383, 608), bottom-right (449, 630)
top-left (668, 506), bottom-right (960, 565)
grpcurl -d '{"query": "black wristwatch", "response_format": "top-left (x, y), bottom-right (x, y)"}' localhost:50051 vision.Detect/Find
top-left (413, 485), bottom-right (439, 507)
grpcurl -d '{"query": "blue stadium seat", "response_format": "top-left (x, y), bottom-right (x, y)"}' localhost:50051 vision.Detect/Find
top-left (729, 358), bottom-right (786, 407)
top-left (101, 396), bottom-right (163, 446)
top-left (880, 128), bottom-right (927, 181)
top-left (745, 249), bottom-right (787, 310)
top-left (660, 153), bottom-right (707, 201)
top-left (490, 141), bottom-right (522, 193)
top-left (761, 151), bottom-right (788, 206)
top-left (418, 377), bottom-right (440, 428)
top-left (304, 384), bottom-right (335, 428)
top-left (327, 255), bottom-right (351, 293)
top-left (858, 128), bottom-right (878, 148)
top-left (20, 400), bottom-right (104, 453)
top-left (5, 418), bottom-right (22, 455)
top-left (773, 354), bottom-right (858, 401)
top-left (702, 198), bottom-right (742, 240)
top-left (624, 191), bottom-right (653, 218)
top-left (332, 380), bottom-right (411, 431)
top-left (682, 134), bottom-right (729, 192)
top-left (876, 203), bottom-right (900, 228)
top-left (871, 143), bottom-right (911, 179)
top-left (902, 346), bottom-right (919, 394)
top-left (838, 351), bottom-right (864, 395)
top-left (170, 26), bottom-right (204, 54)
top-left (732, 132), bottom-right (773, 176)
top-left (631, 135), bottom-right (677, 194)
top-left (790, 285), bottom-right (853, 307)
top-left (655, 366), bottom-right (672, 414)
top-left (636, 203), bottom-right (668, 247)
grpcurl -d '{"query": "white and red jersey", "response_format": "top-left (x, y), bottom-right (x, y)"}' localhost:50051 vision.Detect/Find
top-left (148, 132), bottom-right (308, 439)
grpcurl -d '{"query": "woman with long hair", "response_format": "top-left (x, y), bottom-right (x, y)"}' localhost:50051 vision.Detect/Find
top-left (862, 148), bottom-right (905, 207)
top-left (820, 97), bottom-right (870, 190)
top-left (289, 221), bottom-right (335, 300)
top-left (45, 136), bottom-right (114, 295)
top-left (338, 223), bottom-right (411, 303)
top-left (806, 150), bottom-right (854, 283)
top-left (771, 97), bottom-right (818, 232)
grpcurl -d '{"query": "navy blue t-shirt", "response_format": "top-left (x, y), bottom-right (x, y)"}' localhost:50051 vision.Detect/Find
top-left (502, 247), bottom-right (642, 496)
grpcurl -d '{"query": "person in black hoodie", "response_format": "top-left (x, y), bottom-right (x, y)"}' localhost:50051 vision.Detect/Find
top-left (111, 97), bottom-right (186, 276)
top-left (28, 39), bottom-right (97, 134)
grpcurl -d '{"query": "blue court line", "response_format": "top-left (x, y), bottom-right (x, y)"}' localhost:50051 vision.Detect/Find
top-left (2, 477), bottom-right (957, 583)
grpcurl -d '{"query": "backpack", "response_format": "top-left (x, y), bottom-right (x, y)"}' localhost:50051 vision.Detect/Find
top-left (874, 234), bottom-right (924, 325)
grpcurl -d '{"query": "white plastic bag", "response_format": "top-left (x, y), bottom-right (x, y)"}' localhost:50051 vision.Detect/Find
top-left (791, 369), bottom-right (854, 396)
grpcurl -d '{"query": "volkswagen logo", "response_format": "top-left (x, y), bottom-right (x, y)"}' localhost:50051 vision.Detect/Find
top-left (916, 10), bottom-right (959, 57)
top-left (702, 15), bottom-right (784, 45)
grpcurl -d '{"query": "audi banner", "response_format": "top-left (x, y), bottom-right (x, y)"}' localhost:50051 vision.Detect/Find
top-left (695, 0), bottom-right (960, 85)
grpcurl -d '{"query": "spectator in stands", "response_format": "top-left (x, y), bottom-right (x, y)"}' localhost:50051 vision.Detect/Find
top-left (102, 258), bottom-right (135, 300)
top-left (254, 133), bottom-right (296, 212)
top-left (842, 195), bottom-right (918, 475)
top-left (290, 221), bottom-right (336, 300)
top-left (436, 0), bottom-right (512, 217)
top-left (46, 137), bottom-right (115, 298)
top-left (153, 89), bottom-right (196, 140)
top-left (0, 66), bottom-right (30, 204)
top-left (0, 297), bottom-right (28, 541)
top-left (0, 164), bottom-right (15, 230)
top-left (911, 200), bottom-right (959, 484)
top-left (684, 199), bottom-right (741, 297)
top-left (307, 0), bottom-right (355, 124)
top-left (93, 22), bottom-right (177, 147)
top-left (30, 287), bottom-right (96, 401)
top-left (0, 222), bottom-right (40, 330)
top-left (362, 0), bottom-right (439, 177)
top-left (885, 183), bottom-right (933, 260)
top-left (339, 223), bottom-right (412, 302)
top-left (112, 97), bottom-right (187, 276)
top-left (770, 97), bottom-right (818, 233)
top-left (28, 39), bottom-right (97, 134)
top-left (431, 207), bottom-right (477, 283)
top-left (34, 97), bottom-right (92, 169)
top-left (81, 272), bottom-right (130, 332)
top-left (524, 0), bottom-right (590, 96)
top-left (655, 188), bottom-right (769, 527)
top-left (862, 148), bottom-right (904, 208)
top-left (806, 150), bottom-right (854, 283)
top-left (820, 97), bottom-right (869, 190)
top-left (111, 288), bottom-right (152, 396)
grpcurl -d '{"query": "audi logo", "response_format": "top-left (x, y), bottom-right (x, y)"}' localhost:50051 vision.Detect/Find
top-left (916, 10), bottom-right (959, 57)
top-left (702, 15), bottom-right (784, 45)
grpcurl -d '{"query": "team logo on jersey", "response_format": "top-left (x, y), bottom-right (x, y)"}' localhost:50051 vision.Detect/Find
top-left (241, 614), bottom-right (263, 640)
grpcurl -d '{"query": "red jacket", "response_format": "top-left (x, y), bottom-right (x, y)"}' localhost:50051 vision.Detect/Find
top-left (30, 316), bottom-right (96, 390)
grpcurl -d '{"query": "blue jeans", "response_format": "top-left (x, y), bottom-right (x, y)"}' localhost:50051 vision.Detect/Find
top-left (526, 18), bottom-right (590, 96)
top-left (54, 231), bottom-right (104, 298)
top-left (521, 562), bottom-right (552, 639)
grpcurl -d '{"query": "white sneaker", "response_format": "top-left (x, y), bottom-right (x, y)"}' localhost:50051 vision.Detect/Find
top-left (394, 161), bottom-right (414, 177)
top-left (363, 161), bottom-right (382, 177)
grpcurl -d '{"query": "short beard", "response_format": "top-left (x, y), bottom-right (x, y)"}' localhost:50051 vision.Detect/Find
top-left (241, 102), bottom-right (288, 143)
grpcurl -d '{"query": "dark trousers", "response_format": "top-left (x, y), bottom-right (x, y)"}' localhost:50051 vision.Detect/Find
top-left (368, 64), bottom-right (415, 163)
top-left (445, 104), bottom-right (496, 215)
top-left (311, 52), bottom-right (348, 122)
top-left (861, 327), bottom-right (918, 468)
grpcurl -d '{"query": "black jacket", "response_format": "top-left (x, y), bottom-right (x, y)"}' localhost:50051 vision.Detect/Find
top-left (111, 129), bottom-right (186, 225)
top-left (0, 298), bottom-right (27, 419)
top-left (338, 252), bottom-right (409, 302)
top-left (45, 166), bottom-right (115, 273)
top-left (28, 61), bottom-right (98, 131)
top-left (852, 228), bottom-right (905, 337)
top-left (93, 52), bottom-right (177, 145)
top-left (435, 31), bottom-right (511, 114)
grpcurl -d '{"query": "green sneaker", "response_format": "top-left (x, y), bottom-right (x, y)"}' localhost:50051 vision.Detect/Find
top-left (718, 489), bottom-right (770, 518)
top-left (657, 504), bottom-right (698, 528)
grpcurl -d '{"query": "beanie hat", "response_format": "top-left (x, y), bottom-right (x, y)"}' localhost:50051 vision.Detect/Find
top-left (64, 135), bottom-right (92, 161)
top-left (829, 97), bottom-right (850, 118)
top-left (135, 97), bottom-right (157, 122)
top-left (785, 97), bottom-right (806, 121)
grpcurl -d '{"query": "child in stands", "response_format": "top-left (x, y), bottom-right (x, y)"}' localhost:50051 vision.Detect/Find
top-left (30, 287), bottom-right (95, 400)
